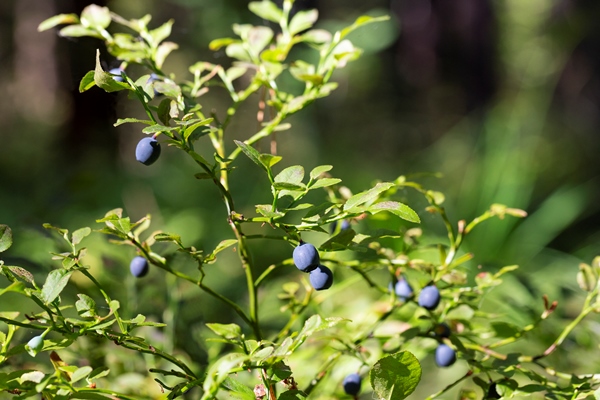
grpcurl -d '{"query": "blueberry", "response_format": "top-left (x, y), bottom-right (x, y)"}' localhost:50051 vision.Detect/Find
top-left (135, 137), bottom-right (161, 165)
top-left (293, 242), bottom-right (320, 272)
top-left (418, 285), bottom-right (441, 310)
top-left (395, 278), bottom-right (414, 300)
top-left (342, 373), bottom-right (361, 396)
top-left (130, 256), bottom-right (149, 278)
top-left (435, 344), bottom-right (456, 367)
top-left (148, 73), bottom-right (161, 96)
top-left (26, 335), bottom-right (44, 356)
top-left (434, 323), bottom-right (451, 338)
top-left (109, 68), bottom-right (124, 82)
top-left (309, 265), bottom-right (333, 290)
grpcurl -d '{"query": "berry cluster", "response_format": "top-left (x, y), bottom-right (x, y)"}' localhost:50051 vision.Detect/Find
top-left (292, 242), bottom-right (333, 291)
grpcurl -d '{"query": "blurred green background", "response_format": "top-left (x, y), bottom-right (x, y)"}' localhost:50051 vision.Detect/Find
top-left (2, 0), bottom-right (600, 398)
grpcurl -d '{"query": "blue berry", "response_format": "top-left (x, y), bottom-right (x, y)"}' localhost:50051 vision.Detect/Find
top-left (109, 68), bottom-right (124, 82)
top-left (135, 137), bottom-right (161, 165)
top-left (293, 242), bottom-right (320, 272)
top-left (395, 278), bottom-right (413, 300)
top-left (435, 343), bottom-right (456, 367)
top-left (130, 256), bottom-right (149, 278)
top-left (309, 265), bottom-right (333, 290)
top-left (342, 373), bottom-right (361, 396)
top-left (418, 285), bottom-right (441, 310)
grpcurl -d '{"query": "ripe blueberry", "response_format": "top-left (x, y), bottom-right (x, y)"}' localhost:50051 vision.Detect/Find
top-left (130, 256), bottom-right (149, 278)
top-left (109, 68), bottom-right (124, 82)
top-left (395, 278), bottom-right (413, 300)
top-left (418, 285), bottom-right (441, 310)
top-left (309, 265), bottom-right (333, 290)
top-left (342, 373), bottom-right (361, 396)
top-left (293, 242), bottom-right (320, 272)
top-left (435, 343), bottom-right (456, 367)
top-left (135, 137), bottom-right (161, 165)
top-left (434, 323), bottom-right (451, 338)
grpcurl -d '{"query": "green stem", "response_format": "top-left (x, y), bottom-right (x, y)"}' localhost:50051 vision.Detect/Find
top-left (424, 371), bottom-right (473, 399)
top-left (80, 269), bottom-right (126, 334)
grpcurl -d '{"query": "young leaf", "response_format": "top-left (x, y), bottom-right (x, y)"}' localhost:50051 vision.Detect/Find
top-left (71, 366), bottom-right (93, 384)
top-left (344, 182), bottom-right (395, 211)
top-left (38, 14), bottom-right (79, 32)
top-left (80, 5), bottom-right (111, 30)
top-left (79, 71), bottom-right (96, 93)
top-left (155, 41), bottom-right (178, 68)
top-left (340, 15), bottom-right (391, 40)
top-left (41, 270), bottom-right (73, 304)
top-left (149, 20), bottom-right (174, 47)
top-left (71, 227), bottom-right (91, 246)
top-left (288, 9), bottom-right (318, 36)
top-left (94, 50), bottom-right (130, 92)
top-left (309, 165), bottom-right (333, 180)
top-left (59, 25), bottom-right (103, 39)
top-left (75, 294), bottom-right (97, 318)
top-left (248, 1), bottom-right (284, 23)
top-left (0, 225), bottom-right (13, 253)
top-left (183, 118), bottom-right (214, 141)
top-left (309, 178), bottom-right (341, 189)
top-left (370, 351), bottom-right (422, 400)
top-left (247, 26), bottom-right (274, 56)
top-left (114, 118), bottom-right (154, 127)
top-left (368, 201), bottom-right (420, 223)
top-left (234, 141), bottom-right (266, 171)
top-left (274, 166), bottom-right (304, 186)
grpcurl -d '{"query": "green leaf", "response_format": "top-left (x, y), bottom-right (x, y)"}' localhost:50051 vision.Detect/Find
top-left (183, 118), bottom-right (213, 141)
top-left (141, 124), bottom-right (178, 134)
top-left (59, 25), bottom-right (103, 39)
top-left (0, 281), bottom-right (25, 297)
top-left (368, 201), bottom-right (420, 223)
top-left (274, 166), bottom-right (304, 186)
top-left (259, 154), bottom-right (282, 168)
top-left (149, 20), bottom-right (174, 46)
top-left (344, 182), bottom-right (395, 211)
top-left (234, 141), bottom-right (266, 171)
top-left (256, 205), bottom-right (284, 218)
top-left (279, 390), bottom-right (307, 400)
top-left (202, 353), bottom-right (248, 400)
top-left (273, 182), bottom-right (305, 191)
top-left (248, 1), bottom-right (284, 23)
top-left (209, 38), bottom-right (238, 51)
top-left (38, 14), bottom-right (79, 32)
top-left (309, 165), bottom-right (333, 180)
top-left (80, 5), bottom-right (111, 30)
top-left (206, 323), bottom-right (243, 341)
top-left (226, 43), bottom-right (252, 62)
top-left (301, 29), bottom-right (332, 44)
top-left (87, 367), bottom-right (110, 382)
top-left (309, 178), bottom-right (341, 189)
top-left (288, 9), bottom-right (318, 36)
top-left (94, 50), bottom-right (130, 92)
top-left (3, 266), bottom-right (35, 285)
top-left (370, 351), bottom-right (422, 400)
top-left (75, 294), bottom-right (97, 318)
top-left (247, 26), bottom-right (273, 56)
top-left (71, 366), bottom-right (93, 384)
top-left (41, 270), bottom-right (73, 304)
top-left (212, 239), bottom-right (238, 256)
top-left (155, 41), bottom-right (178, 68)
top-left (114, 118), bottom-right (153, 127)
top-left (71, 227), bottom-right (91, 246)
top-left (319, 228), bottom-right (355, 251)
top-left (223, 377), bottom-right (255, 400)
top-left (79, 70), bottom-right (96, 93)
top-left (0, 225), bottom-right (13, 253)
top-left (340, 15), bottom-right (391, 40)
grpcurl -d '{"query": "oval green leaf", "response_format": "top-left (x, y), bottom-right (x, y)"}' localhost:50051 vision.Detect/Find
top-left (370, 351), bottom-right (422, 400)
